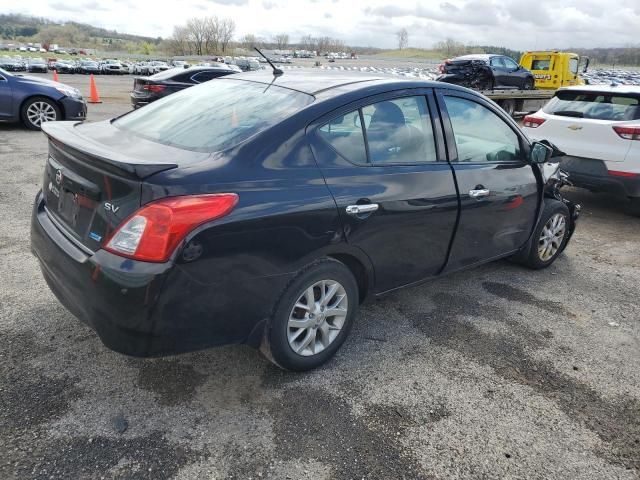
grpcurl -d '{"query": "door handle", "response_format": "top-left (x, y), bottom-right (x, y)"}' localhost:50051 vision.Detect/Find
top-left (469, 188), bottom-right (490, 199)
top-left (346, 204), bottom-right (379, 215)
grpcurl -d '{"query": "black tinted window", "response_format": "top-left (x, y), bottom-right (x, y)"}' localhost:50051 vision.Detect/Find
top-left (490, 57), bottom-right (505, 68)
top-left (444, 96), bottom-right (521, 163)
top-left (362, 96), bottom-right (437, 164)
top-left (191, 71), bottom-right (226, 83)
top-left (318, 110), bottom-right (367, 164)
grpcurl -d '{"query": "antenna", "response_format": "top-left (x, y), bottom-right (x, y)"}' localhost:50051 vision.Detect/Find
top-left (254, 47), bottom-right (283, 76)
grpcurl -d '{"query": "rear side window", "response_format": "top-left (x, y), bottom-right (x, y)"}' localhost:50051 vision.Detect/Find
top-left (191, 71), bottom-right (226, 83)
top-left (444, 96), bottom-right (521, 163)
top-left (531, 59), bottom-right (551, 70)
top-left (362, 96), bottom-right (437, 164)
top-left (115, 79), bottom-right (314, 152)
top-left (318, 111), bottom-right (367, 164)
top-left (543, 91), bottom-right (640, 121)
top-left (317, 95), bottom-right (438, 165)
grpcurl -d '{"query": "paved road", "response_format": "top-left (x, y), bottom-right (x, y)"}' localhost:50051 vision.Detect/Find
top-left (1, 74), bottom-right (639, 479)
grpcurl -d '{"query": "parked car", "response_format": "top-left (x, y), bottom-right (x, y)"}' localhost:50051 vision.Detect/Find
top-left (27, 58), bottom-right (48, 73)
top-left (0, 67), bottom-right (86, 130)
top-left (438, 54), bottom-right (535, 90)
top-left (53, 60), bottom-right (76, 74)
top-left (235, 58), bottom-right (261, 71)
top-left (523, 85), bottom-right (640, 215)
top-left (133, 62), bottom-right (151, 75)
top-left (130, 65), bottom-right (236, 108)
top-left (30, 71), bottom-right (579, 371)
top-left (171, 60), bottom-right (189, 68)
top-left (0, 56), bottom-right (26, 72)
top-left (100, 59), bottom-right (125, 75)
top-left (148, 61), bottom-right (170, 74)
top-left (78, 60), bottom-right (101, 75)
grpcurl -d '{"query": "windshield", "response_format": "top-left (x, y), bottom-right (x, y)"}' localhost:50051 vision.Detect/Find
top-left (543, 90), bottom-right (640, 121)
top-left (0, 67), bottom-right (11, 77)
top-left (115, 78), bottom-right (314, 152)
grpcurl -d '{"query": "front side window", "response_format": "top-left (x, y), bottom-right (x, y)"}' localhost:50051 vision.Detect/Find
top-left (503, 57), bottom-right (519, 70)
top-left (569, 58), bottom-right (579, 75)
top-left (444, 96), bottom-right (521, 163)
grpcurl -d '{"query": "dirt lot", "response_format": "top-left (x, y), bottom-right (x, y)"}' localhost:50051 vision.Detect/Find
top-left (1, 73), bottom-right (639, 480)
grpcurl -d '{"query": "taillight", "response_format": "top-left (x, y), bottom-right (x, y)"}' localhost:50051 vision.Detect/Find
top-left (143, 84), bottom-right (166, 93)
top-left (608, 170), bottom-right (638, 178)
top-left (613, 125), bottom-right (640, 140)
top-left (523, 115), bottom-right (546, 128)
top-left (104, 194), bottom-right (238, 262)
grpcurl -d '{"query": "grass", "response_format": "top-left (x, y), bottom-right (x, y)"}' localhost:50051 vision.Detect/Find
top-left (373, 48), bottom-right (444, 60)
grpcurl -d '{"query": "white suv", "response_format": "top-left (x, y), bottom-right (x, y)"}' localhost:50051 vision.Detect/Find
top-left (522, 85), bottom-right (640, 214)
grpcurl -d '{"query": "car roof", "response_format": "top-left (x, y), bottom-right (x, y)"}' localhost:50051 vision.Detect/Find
top-left (452, 54), bottom-right (500, 61)
top-left (226, 69), bottom-right (461, 97)
top-left (559, 84), bottom-right (640, 95)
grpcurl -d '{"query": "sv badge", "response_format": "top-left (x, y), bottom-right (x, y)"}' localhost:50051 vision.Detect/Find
top-left (104, 202), bottom-right (120, 214)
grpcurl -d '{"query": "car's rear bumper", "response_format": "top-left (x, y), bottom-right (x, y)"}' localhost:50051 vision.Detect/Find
top-left (560, 156), bottom-right (640, 198)
top-left (30, 191), bottom-right (290, 357)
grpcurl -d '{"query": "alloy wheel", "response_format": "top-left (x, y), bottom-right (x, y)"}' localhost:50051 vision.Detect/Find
top-left (287, 279), bottom-right (348, 357)
top-left (26, 101), bottom-right (57, 127)
top-left (538, 213), bottom-right (566, 261)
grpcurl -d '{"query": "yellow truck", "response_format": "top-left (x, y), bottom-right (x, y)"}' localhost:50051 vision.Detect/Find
top-left (518, 51), bottom-right (589, 90)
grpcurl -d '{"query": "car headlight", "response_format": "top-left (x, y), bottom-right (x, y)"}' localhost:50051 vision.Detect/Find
top-left (55, 86), bottom-right (82, 99)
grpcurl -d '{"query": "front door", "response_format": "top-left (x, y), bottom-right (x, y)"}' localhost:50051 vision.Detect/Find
top-left (0, 74), bottom-right (12, 119)
top-left (437, 91), bottom-right (540, 272)
top-left (309, 91), bottom-right (459, 292)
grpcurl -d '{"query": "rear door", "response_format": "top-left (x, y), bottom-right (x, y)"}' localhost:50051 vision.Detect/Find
top-left (437, 90), bottom-right (539, 272)
top-left (309, 90), bottom-right (459, 292)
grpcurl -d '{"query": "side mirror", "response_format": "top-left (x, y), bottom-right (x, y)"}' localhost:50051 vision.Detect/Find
top-left (530, 141), bottom-right (553, 164)
top-left (583, 57), bottom-right (590, 73)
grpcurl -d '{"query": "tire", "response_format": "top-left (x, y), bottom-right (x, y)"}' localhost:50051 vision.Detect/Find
top-left (523, 77), bottom-right (535, 90)
top-left (260, 258), bottom-right (359, 371)
top-left (519, 200), bottom-right (571, 269)
top-left (20, 96), bottom-right (61, 131)
top-left (627, 198), bottom-right (640, 217)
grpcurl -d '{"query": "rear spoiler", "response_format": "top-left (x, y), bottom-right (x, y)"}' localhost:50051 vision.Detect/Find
top-left (42, 121), bottom-right (177, 179)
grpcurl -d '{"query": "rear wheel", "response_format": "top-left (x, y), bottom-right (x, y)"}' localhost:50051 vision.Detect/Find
top-left (21, 97), bottom-right (60, 131)
top-left (519, 200), bottom-right (571, 269)
top-left (261, 259), bottom-right (359, 371)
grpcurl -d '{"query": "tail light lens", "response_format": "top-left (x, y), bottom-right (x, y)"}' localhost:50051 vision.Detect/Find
top-left (105, 194), bottom-right (238, 262)
top-left (523, 115), bottom-right (546, 128)
top-left (613, 125), bottom-right (640, 140)
top-left (608, 170), bottom-right (638, 178)
top-left (143, 84), bottom-right (166, 93)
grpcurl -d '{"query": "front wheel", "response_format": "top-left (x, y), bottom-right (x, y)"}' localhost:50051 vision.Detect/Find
top-left (519, 200), bottom-right (571, 269)
top-left (261, 259), bottom-right (359, 371)
top-left (523, 77), bottom-right (535, 90)
top-left (21, 97), bottom-right (60, 130)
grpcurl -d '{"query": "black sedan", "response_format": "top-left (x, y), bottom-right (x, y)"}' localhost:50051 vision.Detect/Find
top-left (130, 65), bottom-right (236, 108)
top-left (0, 67), bottom-right (86, 130)
top-left (0, 56), bottom-right (26, 72)
top-left (53, 60), bottom-right (77, 74)
top-left (31, 70), bottom-right (579, 370)
top-left (438, 54), bottom-right (535, 90)
top-left (27, 58), bottom-right (48, 73)
top-left (77, 60), bottom-right (101, 75)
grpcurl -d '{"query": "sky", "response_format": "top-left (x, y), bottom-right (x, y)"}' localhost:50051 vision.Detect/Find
top-left (2, 0), bottom-right (640, 50)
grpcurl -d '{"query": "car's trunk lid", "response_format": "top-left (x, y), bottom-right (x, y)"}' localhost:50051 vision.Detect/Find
top-left (41, 121), bottom-right (206, 252)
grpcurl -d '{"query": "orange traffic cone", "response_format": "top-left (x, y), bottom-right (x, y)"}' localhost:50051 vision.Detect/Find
top-left (53, 69), bottom-right (59, 82)
top-left (88, 74), bottom-right (102, 104)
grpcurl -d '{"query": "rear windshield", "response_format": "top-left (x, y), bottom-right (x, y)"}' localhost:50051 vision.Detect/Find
top-left (115, 78), bottom-right (314, 152)
top-left (531, 59), bottom-right (550, 70)
top-left (543, 91), bottom-right (640, 121)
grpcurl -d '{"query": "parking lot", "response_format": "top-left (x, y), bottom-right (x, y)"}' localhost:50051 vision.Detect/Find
top-left (1, 73), bottom-right (639, 479)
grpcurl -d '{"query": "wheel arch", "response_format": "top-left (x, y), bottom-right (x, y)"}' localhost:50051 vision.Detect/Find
top-left (19, 94), bottom-right (65, 123)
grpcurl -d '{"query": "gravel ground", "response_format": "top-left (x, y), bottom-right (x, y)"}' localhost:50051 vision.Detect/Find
top-left (1, 73), bottom-right (639, 480)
